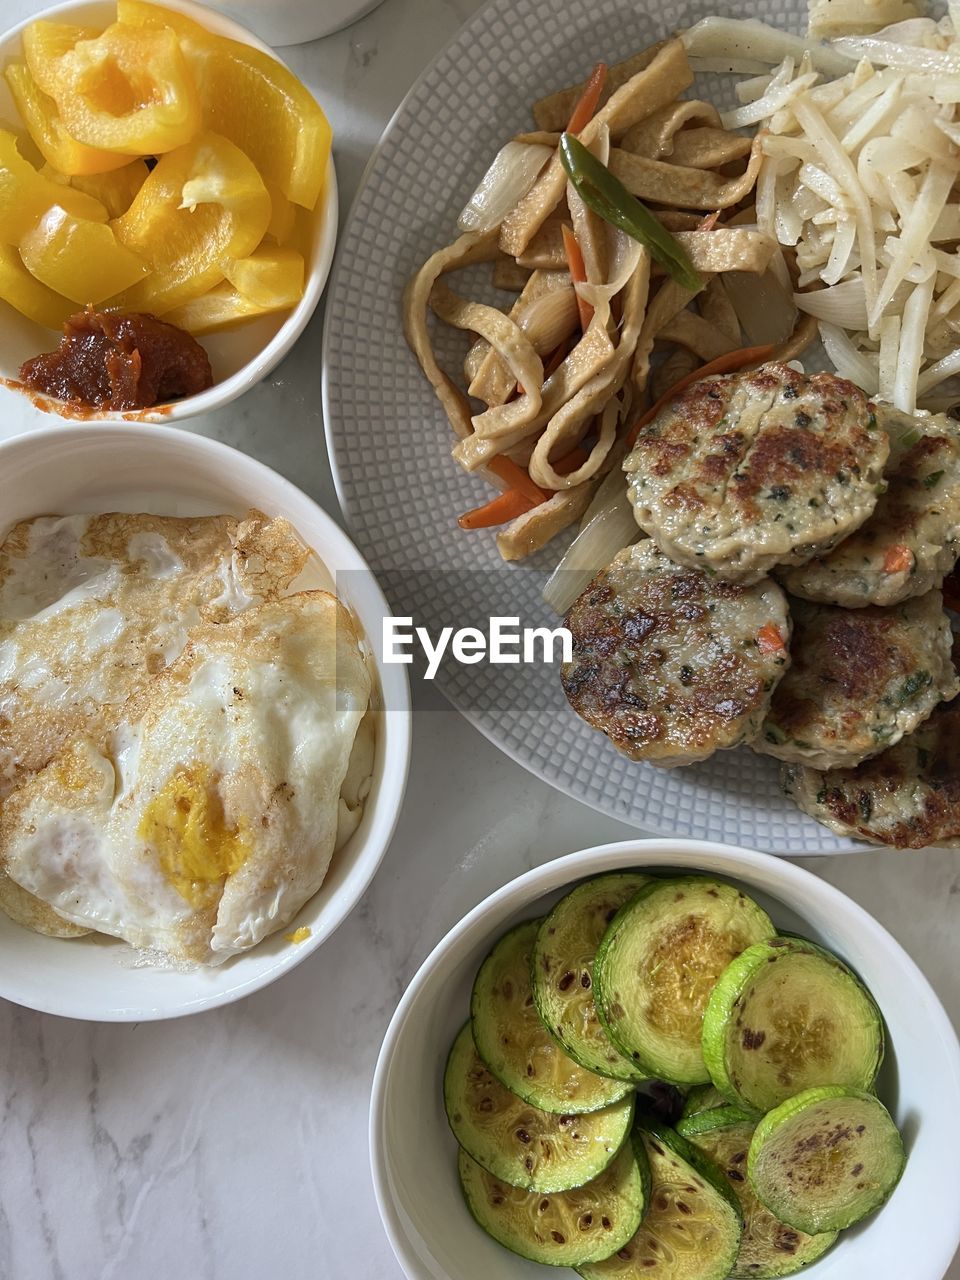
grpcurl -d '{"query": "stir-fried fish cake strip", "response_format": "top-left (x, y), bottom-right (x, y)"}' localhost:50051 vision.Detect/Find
top-left (0, 593), bottom-right (371, 966)
top-left (532, 45), bottom-right (668, 132)
top-left (756, 593), bottom-right (959, 770)
top-left (500, 41), bottom-right (694, 258)
top-left (624, 363), bottom-right (890, 583)
top-left (781, 695), bottom-right (960, 848)
top-left (777, 409), bottom-right (960, 607)
top-left (562, 540), bottom-right (791, 767)
top-left (607, 135), bottom-right (764, 210)
top-left (620, 98), bottom-right (721, 157)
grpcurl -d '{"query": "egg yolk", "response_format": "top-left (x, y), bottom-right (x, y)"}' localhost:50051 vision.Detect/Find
top-left (139, 764), bottom-right (250, 905)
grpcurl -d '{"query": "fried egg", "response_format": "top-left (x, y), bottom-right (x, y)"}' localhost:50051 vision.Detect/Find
top-left (0, 593), bottom-right (372, 965)
top-left (0, 509), bottom-right (308, 796)
top-left (0, 509), bottom-right (308, 938)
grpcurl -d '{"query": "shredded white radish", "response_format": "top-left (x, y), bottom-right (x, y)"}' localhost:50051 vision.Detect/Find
top-left (894, 276), bottom-right (935, 411)
top-left (708, 13), bottom-right (960, 409)
top-left (819, 321), bottom-right (880, 392)
top-left (917, 345), bottom-right (960, 394)
top-left (721, 72), bottom-right (817, 130)
top-left (878, 313), bottom-right (901, 400)
top-left (831, 35), bottom-right (960, 74)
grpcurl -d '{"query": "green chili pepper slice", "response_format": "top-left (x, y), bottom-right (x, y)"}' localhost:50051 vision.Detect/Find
top-left (559, 131), bottom-right (702, 292)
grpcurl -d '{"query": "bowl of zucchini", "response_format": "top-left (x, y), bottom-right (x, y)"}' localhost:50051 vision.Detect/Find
top-left (370, 839), bottom-right (960, 1280)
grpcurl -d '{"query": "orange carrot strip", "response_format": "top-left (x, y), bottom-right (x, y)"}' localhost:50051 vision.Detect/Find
top-left (553, 446), bottom-right (590, 475)
top-left (624, 343), bottom-right (776, 449)
top-left (883, 544), bottom-right (915, 573)
top-left (562, 224), bottom-right (594, 332)
top-left (458, 488), bottom-right (537, 529)
top-left (566, 62), bottom-right (608, 135)
top-left (757, 622), bottom-right (787, 654)
top-left (487, 456), bottom-right (550, 503)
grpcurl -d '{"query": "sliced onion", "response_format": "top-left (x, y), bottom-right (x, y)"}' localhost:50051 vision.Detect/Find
top-left (722, 268), bottom-right (797, 345)
top-left (579, 458), bottom-right (632, 528)
top-left (457, 142), bottom-right (554, 235)
top-left (575, 227), bottom-right (644, 320)
top-left (542, 489), bottom-right (641, 615)
top-left (819, 321), bottom-right (880, 392)
top-left (795, 278), bottom-right (868, 328)
top-left (681, 16), bottom-right (856, 74)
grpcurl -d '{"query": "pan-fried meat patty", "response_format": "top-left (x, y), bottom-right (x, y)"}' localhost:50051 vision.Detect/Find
top-left (561, 540), bottom-right (791, 767)
top-left (755, 593), bottom-right (958, 769)
top-left (624, 363), bottom-right (889, 583)
top-left (777, 408), bottom-right (960, 607)
top-left (782, 696), bottom-right (960, 848)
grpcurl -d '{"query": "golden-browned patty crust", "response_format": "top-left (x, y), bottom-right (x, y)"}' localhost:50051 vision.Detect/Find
top-left (777, 409), bottom-right (960, 607)
top-left (624, 362), bottom-right (889, 583)
top-left (781, 695), bottom-right (960, 848)
top-left (562, 540), bottom-right (791, 767)
top-left (756, 593), bottom-right (958, 769)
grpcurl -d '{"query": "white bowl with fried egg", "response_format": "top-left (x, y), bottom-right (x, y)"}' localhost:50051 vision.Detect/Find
top-left (0, 0), bottom-right (338, 424)
top-left (0, 424), bottom-right (410, 1020)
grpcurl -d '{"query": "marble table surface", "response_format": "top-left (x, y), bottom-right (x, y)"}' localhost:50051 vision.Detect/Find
top-left (0, 1), bottom-right (957, 1277)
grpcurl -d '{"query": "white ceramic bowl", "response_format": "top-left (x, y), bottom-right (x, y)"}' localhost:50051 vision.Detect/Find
top-left (201, 0), bottom-right (387, 45)
top-left (0, 0), bottom-right (338, 423)
top-left (371, 839), bottom-right (960, 1280)
top-left (0, 425), bottom-right (411, 1019)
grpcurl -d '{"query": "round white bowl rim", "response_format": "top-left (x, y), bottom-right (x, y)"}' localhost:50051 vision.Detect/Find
top-left (0, 422), bottom-right (412, 1019)
top-left (370, 837), bottom-right (960, 1280)
top-left (0, 0), bottom-right (338, 425)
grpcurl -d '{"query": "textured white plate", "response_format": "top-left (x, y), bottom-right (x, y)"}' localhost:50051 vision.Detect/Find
top-left (323, 0), bottom-right (865, 853)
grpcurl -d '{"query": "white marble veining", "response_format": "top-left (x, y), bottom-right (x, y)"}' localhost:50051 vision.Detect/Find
top-left (0, 2), bottom-right (957, 1278)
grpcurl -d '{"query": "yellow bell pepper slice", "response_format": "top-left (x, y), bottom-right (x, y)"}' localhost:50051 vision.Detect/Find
top-left (117, 0), bottom-right (331, 208)
top-left (112, 131), bottom-right (271, 314)
top-left (24, 20), bottom-right (202, 156)
top-left (20, 205), bottom-right (149, 304)
top-left (5, 62), bottom-right (136, 176)
top-left (21, 22), bottom-right (93, 95)
top-left (222, 246), bottom-right (304, 308)
top-left (0, 129), bottom-right (107, 242)
top-left (164, 280), bottom-right (295, 334)
top-left (0, 243), bottom-right (74, 329)
top-left (42, 160), bottom-right (150, 219)
top-left (266, 183), bottom-right (296, 245)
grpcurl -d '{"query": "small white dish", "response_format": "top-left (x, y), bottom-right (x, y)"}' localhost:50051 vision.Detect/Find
top-left (0, 424), bottom-right (411, 1020)
top-left (371, 838), bottom-right (960, 1280)
top-left (0, 0), bottom-right (338, 423)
